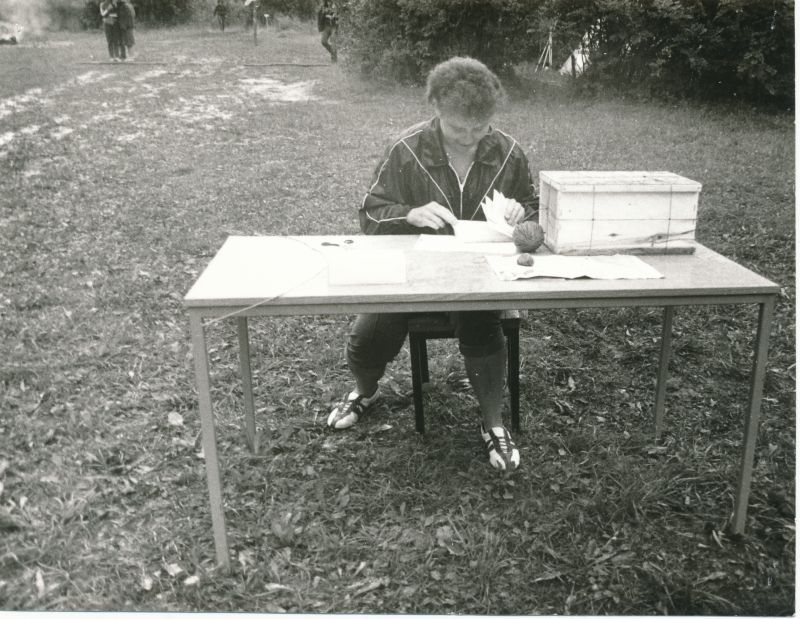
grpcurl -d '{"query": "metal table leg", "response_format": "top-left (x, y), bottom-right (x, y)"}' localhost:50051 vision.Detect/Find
top-left (190, 312), bottom-right (230, 569)
top-left (238, 317), bottom-right (257, 453)
top-left (731, 296), bottom-right (776, 534)
top-left (653, 306), bottom-right (675, 439)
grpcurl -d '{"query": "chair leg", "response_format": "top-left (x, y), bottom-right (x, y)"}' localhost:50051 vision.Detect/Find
top-left (506, 327), bottom-right (520, 432)
top-left (420, 337), bottom-right (430, 384)
top-left (409, 333), bottom-right (426, 434)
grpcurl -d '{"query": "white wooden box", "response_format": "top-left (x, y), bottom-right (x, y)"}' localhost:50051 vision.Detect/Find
top-left (538, 171), bottom-right (702, 255)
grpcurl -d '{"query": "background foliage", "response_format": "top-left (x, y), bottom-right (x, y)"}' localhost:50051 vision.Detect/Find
top-left (69, 0), bottom-right (314, 29)
top-left (338, 0), bottom-right (793, 107)
top-left (10, 0), bottom-right (793, 106)
top-left (548, 0), bottom-right (794, 106)
top-left (78, 0), bottom-right (195, 28)
top-left (337, 0), bottom-right (541, 83)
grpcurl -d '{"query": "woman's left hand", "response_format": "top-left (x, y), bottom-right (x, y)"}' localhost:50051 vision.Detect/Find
top-left (504, 199), bottom-right (526, 225)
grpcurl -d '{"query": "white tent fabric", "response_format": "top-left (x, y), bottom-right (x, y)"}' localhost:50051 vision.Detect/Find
top-left (559, 48), bottom-right (589, 76)
top-left (0, 22), bottom-right (23, 44)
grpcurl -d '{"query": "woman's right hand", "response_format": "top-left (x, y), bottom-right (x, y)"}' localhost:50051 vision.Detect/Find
top-left (406, 202), bottom-right (459, 230)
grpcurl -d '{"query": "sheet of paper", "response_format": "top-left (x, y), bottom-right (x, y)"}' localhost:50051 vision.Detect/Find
top-left (414, 235), bottom-right (517, 255)
top-left (452, 220), bottom-right (511, 242)
top-left (485, 254), bottom-right (664, 281)
top-left (326, 249), bottom-right (407, 285)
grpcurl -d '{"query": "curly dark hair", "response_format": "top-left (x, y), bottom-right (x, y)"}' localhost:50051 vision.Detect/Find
top-left (425, 57), bottom-right (506, 120)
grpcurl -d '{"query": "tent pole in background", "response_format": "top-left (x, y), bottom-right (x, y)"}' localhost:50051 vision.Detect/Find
top-left (535, 28), bottom-right (554, 72)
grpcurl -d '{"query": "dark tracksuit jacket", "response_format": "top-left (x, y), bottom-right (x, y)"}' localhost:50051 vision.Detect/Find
top-left (359, 117), bottom-right (538, 236)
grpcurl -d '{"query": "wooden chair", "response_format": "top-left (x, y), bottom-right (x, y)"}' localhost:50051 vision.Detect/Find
top-left (407, 311), bottom-right (521, 434)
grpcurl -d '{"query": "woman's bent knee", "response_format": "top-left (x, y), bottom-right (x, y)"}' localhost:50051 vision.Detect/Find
top-left (347, 313), bottom-right (408, 369)
top-left (451, 311), bottom-right (505, 358)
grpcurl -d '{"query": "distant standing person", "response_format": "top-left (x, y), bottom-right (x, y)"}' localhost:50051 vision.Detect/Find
top-left (99, 0), bottom-right (124, 61)
top-left (317, 0), bottom-right (338, 62)
top-left (213, 0), bottom-right (228, 32)
top-left (243, 0), bottom-right (256, 28)
top-left (117, 0), bottom-right (136, 60)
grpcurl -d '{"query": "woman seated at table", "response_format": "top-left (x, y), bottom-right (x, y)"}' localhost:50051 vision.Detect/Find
top-left (327, 56), bottom-right (538, 471)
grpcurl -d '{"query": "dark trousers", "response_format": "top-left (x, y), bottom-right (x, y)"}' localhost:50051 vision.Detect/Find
top-left (104, 23), bottom-right (125, 58)
top-left (320, 25), bottom-right (337, 61)
top-left (122, 27), bottom-right (135, 49)
top-left (346, 311), bottom-right (505, 374)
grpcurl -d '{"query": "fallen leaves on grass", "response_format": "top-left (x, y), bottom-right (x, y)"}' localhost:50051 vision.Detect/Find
top-left (0, 25), bottom-right (794, 617)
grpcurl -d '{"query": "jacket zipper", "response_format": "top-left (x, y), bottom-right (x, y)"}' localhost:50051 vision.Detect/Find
top-left (448, 162), bottom-right (473, 219)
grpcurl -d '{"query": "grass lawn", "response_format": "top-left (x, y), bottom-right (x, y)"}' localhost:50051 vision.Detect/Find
top-left (0, 22), bottom-right (795, 614)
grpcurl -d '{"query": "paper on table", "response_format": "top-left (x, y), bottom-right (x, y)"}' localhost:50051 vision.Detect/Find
top-left (326, 249), bottom-right (407, 285)
top-left (438, 190), bottom-right (520, 243)
top-left (486, 254), bottom-right (664, 281)
top-left (452, 220), bottom-right (511, 243)
top-left (414, 234), bottom-right (517, 255)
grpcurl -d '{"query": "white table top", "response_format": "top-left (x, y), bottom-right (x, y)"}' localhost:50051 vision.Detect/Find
top-left (184, 235), bottom-right (779, 314)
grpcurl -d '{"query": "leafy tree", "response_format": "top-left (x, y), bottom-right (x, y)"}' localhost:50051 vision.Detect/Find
top-left (131, 0), bottom-right (193, 24)
top-left (549, 0), bottom-right (793, 106)
top-left (340, 0), bottom-right (792, 105)
top-left (260, 0), bottom-right (316, 20)
top-left (80, 0), bottom-right (317, 26)
top-left (338, 0), bottom-right (544, 84)
top-left (77, 0), bottom-right (193, 26)
top-left (81, 1), bottom-right (102, 28)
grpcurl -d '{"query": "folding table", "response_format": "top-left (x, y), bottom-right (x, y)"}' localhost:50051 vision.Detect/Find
top-left (184, 235), bottom-right (779, 568)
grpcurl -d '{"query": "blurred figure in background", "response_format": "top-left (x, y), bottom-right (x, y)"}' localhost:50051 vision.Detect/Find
top-left (317, 0), bottom-right (338, 62)
top-left (99, 0), bottom-right (124, 61)
top-left (243, 0), bottom-right (265, 28)
top-left (213, 0), bottom-right (228, 32)
top-left (117, 0), bottom-right (136, 60)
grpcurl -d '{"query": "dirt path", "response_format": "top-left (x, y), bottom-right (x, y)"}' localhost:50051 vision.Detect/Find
top-left (1, 26), bottom-right (340, 168)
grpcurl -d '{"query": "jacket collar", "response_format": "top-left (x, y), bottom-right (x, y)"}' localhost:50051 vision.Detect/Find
top-left (417, 117), bottom-right (505, 168)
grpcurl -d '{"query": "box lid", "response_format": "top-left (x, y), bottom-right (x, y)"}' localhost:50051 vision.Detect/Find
top-left (540, 171), bottom-right (702, 193)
